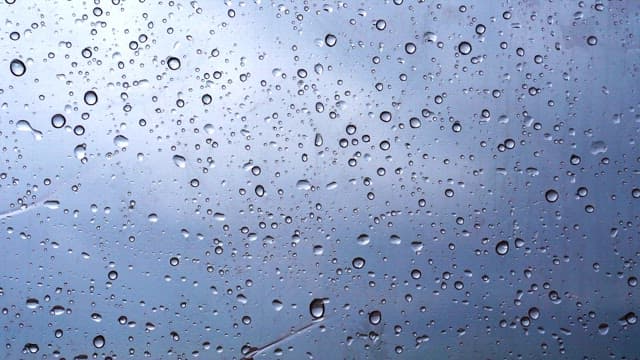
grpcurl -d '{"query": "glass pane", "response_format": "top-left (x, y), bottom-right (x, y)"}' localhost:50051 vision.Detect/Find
top-left (1, 1), bottom-right (638, 359)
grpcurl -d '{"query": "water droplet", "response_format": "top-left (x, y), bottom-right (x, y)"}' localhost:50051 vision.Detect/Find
top-left (309, 298), bottom-right (325, 319)
top-left (314, 133), bottom-right (323, 146)
top-left (369, 310), bottom-right (382, 325)
top-left (93, 335), bottom-right (105, 348)
top-left (51, 114), bottom-right (66, 128)
top-left (495, 240), bottom-right (509, 255)
top-left (380, 111), bottom-right (392, 122)
top-left (623, 312), bottom-right (637, 325)
top-left (570, 154), bottom-right (581, 165)
top-left (26, 298), bottom-right (39, 309)
top-left (375, 19), bottom-right (386, 30)
top-left (50, 305), bottom-right (65, 316)
top-left (24, 343), bottom-right (39, 353)
top-left (113, 135), bottom-right (129, 148)
top-left (84, 90), bottom-right (98, 105)
top-left (172, 155), bottom-right (186, 168)
top-left (10, 59), bottom-right (26, 76)
top-left (631, 188), bottom-right (640, 199)
top-left (107, 270), bottom-right (118, 280)
top-left (411, 269), bottom-right (422, 279)
top-left (324, 34), bottom-right (337, 47)
top-left (167, 57), bottom-right (181, 70)
top-left (404, 42), bottom-right (416, 54)
top-left (587, 36), bottom-right (598, 46)
top-left (170, 257), bottom-right (179, 266)
top-left (545, 189), bottom-right (559, 203)
top-left (597, 323), bottom-right (609, 335)
top-left (296, 180), bottom-right (311, 190)
top-left (528, 307), bottom-right (540, 320)
top-left (458, 41), bottom-right (472, 55)
top-left (16, 120), bottom-right (43, 140)
top-left (409, 117), bottom-right (421, 128)
top-left (352, 257), bottom-right (365, 269)
top-left (272, 299), bottom-right (283, 311)
top-left (43, 200), bottom-right (60, 209)
top-left (201, 94), bottom-right (212, 105)
top-left (190, 178), bottom-right (200, 187)
top-left (357, 233), bottom-right (370, 245)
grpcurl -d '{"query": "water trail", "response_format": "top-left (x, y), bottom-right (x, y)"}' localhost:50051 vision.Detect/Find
top-left (242, 318), bottom-right (325, 360)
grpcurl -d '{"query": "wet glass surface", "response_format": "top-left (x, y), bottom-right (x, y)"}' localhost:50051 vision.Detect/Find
top-left (0, 1), bottom-right (639, 359)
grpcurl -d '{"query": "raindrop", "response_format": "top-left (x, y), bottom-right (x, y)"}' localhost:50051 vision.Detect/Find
top-left (587, 36), bottom-right (598, 46)
top-left (309, 298), bottom-right (325, 319)
top-left (458, 41), bottom-right (472, 55)
top-left (113, 135), bottom-right (129, 148)
top-left (404, 42), bottom-right (416, 54)
top-left (357, 233), bottom-right (370, 245)
top-left (107, 270), bottom-right (118, 280)
top-left (51, 114), bottom-right (67, 129)
top-left (352, 257), bottom-right (365, 269)
top-left (93, 335), bottom-right (105, 348)
top-left (324, 34), bottom-right (337, 47)
top-left (495, 240), bottom-right (509, 255)
top-left (545, 189), bottom-right (559, 203)
top-left (369, 310), bottom-right (382, 325)
top-left (167, 57), bottom-right (181, 70)
top-left (172, 155), bottom-right (186, 168)
top-left (24, 343), bottom-right (39, 354)
top-left (84, 91), bottom-right (98, 105)
top-left (597, 323), bottom-right (609, 335)
top-left (570, 154), bottom-right (581, 165)
top-left (9, 59), bottom-right (26, 76)
top-left (375, 19), bottom-right (386, 30)
top-left (26, 298), bottom-right (39, 309)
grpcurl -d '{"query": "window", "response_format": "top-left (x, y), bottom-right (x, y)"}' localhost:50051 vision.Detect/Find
top-left (1, 1), bottom-right (638, 359)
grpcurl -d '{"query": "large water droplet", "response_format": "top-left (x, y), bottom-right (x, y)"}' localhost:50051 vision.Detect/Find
top-left (309, 298), bottom-right (325, 319)
top-left (93, 335), bottom-right (105, 348)
top-left (167, 57), bottom-right (181, 70)
top-left (458, 41), bottom-right (472, 55)
top-left (10, 59), bottom-right (26, 76)
top-left (172, 155), bottom-right (186, 168)
top-left (369, 310), bottom-right (382, 325)
top-left (545, 189), bottom-right (559, 203)
top-left (51, 114), bottom-right (66, 129)
top-left (84, 90), bottom-right (98, 105)
top-left (16, 120), bottom-right (43, 140)
top-left (495, 240), bottom-right (509, 255)
top-left (113, 135), bottom-right (129, 148)
top-left (324, 34), bottom-right (337, 47)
